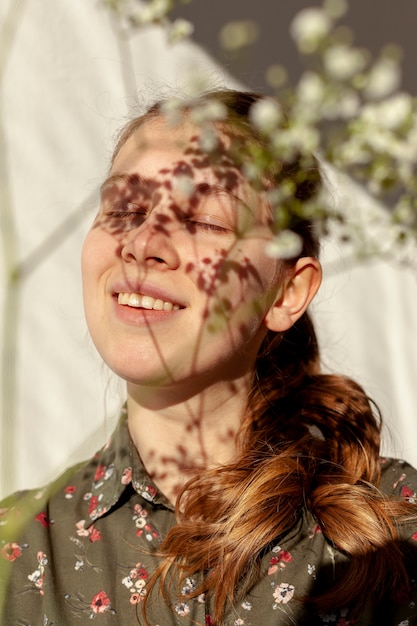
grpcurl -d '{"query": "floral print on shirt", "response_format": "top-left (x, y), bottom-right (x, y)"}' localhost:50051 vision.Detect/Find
top-left (1, 412), bottom-right (417, 626)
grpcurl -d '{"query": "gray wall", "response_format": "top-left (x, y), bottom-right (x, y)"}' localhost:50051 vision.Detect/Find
top-left (172, 1), bottom-right (417, 95)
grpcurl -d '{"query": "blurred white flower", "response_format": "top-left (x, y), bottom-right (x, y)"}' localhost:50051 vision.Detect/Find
top-left (160, 97), bottom-right (185, 126)
top-left (198, 128), bottom-right (218, 152)
top-left (167, 18), bottom-right (194, 43)
top-left (297, 72), bottom-right (325, 108)
top-left (335, 90), bottom-right (360, 119)
top-left (190, 100), bottom-right (228, 125)
top-left (323, 45), bottom-right (368, 81)
top-left (364, 57), bottom-right (401, 100)
top-left (363, 93), bottom-right (413, 131)
top-left (137, 0), bottom-right (172, 23)
top-left (249, 99), bottom-right (282, 133)
top-left (271, 124), bottom-right (319, 159)
top-left (173, 175), bottom-right (196, 199)
top-left (323, 0), bottom-right (348, 19)
top-left (393, 198), bottom-right (417, 227)
top-left (219, 20), bottom-right (259, 51)
top-left (266, 231), bottom-right (303, 259)
top-left (265, 64), bottom-right (288, 88)
top-left (290, 8), bottom-right (332, 53)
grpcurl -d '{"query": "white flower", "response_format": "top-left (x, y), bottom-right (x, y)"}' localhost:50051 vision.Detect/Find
top-left (167, 18), bottom-right (194, 44)
top-left (175, 602), bottom-right (190, 616)
top-left (265, 64), bottom-right (287, 88)
top-left (290, 8), bottom-right (331, 53)
top-left (323, 45), bottom-right (367, 81)
top-left (394, 198), bottom-right (416, 227)
top-left (337, 90), bottom-right (360, 118)
top-left (159, 98), bottom-right (185, 126)
top-left (190, 100), bottom-right (228, 125)
top-left (297, 72), bottom-right (325, 108)
top-left (219, 20), bottom-right (259, 51)
top-left (249, 99), bottom-right (282, 133)
top-left (241, 600), bottom-right (252, 611)
top-left (323, 0), bottom-right (348, 19)
top-left (122, 575), bottom-right (134, 589)
top-left (266, 231), bottom-right (303, 260)
top-left (173, 175), bottom-right (195, 199)
top-left (137, 0), bottom-right (171, 23)
top-left (273, 582), bottom-right (295, 604)
top-left (307, 563), bottom-right (316, 577)
top-left (378, 93), bottom-right (413, 130)
top-left (198, 128), bottom-right (218, 153)
top-left (271, 124), bottom-right (319, 158)
top-left (364, 56), bottom-right (401, 99)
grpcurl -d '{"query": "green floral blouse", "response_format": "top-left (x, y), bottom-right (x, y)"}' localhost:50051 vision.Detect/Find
top-left (1, 409), bottom-right (417, 625)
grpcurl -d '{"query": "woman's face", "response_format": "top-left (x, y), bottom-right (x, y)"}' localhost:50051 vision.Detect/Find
top-left (82, 116), bottom-right (282, 393)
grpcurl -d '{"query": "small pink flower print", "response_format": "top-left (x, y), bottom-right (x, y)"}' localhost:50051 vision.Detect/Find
top-left (401, 485), bottom-right (416, 503)
top-left (412, 531), bottom-right (417, 541)
top-left (28, 551), bottom-right (48, 595)
top-left (279, 551), bottom-right (292, 564)
top-left (90, 591), bottom-right (111, 614)
top-left (76, 520), bottom-right (90, 537)
top-left (89, 526), bottom-right (102, 543)
top-left (94, 465), bottom-right (107, 482)
top-left (130, 593), bottom-right (141, 605)
top-left (64, 485), bottom-right (77, 498)
top-left (121, 467), bottom-right (132, 485)
top-left (308, 523), bottom-right (322, 538)
top-left (136, 566), bottom-right (148, 581)
top-left (206, 616), bottom-right (214, 625)
top-left (35, 512), bottom-right (51, 527)
top-left (1, 542), bottom-right (22, 562)
top-left (393, 473), bottom-right (406, 489)
top-left (268, 550), bottom-right (292, 574)
top-left (88, 496), bottom-right (99, 516)
top-left (75, 519), bottom-right (102, 542)
top-left (273, 582), bottom-right (295, 604)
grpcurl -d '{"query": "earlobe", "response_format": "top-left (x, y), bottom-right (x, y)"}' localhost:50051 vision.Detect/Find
top-left (264, 257), bottom-right (322, 332)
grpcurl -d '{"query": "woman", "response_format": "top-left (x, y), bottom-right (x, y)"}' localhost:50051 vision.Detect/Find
top-left (1, 90), bottom-right (417, 625)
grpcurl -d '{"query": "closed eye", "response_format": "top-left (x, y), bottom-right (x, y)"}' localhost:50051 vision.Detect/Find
top-left (185, 218), bottom-right (231, 234)
top-left (101, 205), bottom-right (148, 231)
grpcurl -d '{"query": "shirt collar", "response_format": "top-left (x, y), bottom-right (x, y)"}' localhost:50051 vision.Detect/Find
top-left (86, 406), bottom-right (172, 527)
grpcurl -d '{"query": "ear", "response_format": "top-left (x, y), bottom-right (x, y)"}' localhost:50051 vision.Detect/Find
top-left (264, 257), bottom-right (322, 332)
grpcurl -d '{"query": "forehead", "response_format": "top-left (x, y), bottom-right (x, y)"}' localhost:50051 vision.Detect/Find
top-left (111, 116), bottom-right (238, 183)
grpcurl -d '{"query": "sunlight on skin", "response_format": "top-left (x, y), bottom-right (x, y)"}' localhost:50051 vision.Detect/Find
top-left (81, 116), bottom-right (321, 502)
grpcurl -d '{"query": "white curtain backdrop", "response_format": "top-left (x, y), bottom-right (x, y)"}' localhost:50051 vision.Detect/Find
top-left (1, 0), bottom-right (416, 498)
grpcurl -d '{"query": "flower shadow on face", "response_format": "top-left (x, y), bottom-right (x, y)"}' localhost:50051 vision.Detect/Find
top-left (85, 132), bottom-right (281, 484)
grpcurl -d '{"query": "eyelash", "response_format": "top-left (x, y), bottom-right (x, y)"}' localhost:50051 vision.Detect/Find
top-left (186, 220), bottom-right (229, 233)
top-left (106, 210), bottom-right (146, 219)
top-left (104, 210), bottom-right (230, 234)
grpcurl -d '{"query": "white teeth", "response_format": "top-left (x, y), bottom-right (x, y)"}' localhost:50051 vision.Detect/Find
top-left (141, 296), bottom-right (154, 310)
top-left (128, 294), bottom-right (141, 307)
top-left (117, 292), bottom-right (181, 312)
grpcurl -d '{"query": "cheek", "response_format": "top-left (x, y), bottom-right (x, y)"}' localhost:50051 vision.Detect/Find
top-left (81, 229), bottom-right (114, 287)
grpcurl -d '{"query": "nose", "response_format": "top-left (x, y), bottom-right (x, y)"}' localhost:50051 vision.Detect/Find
top-left (120, 210), bottom-right (181, 269)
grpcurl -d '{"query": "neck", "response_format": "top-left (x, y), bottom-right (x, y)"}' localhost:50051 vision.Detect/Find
top-left (126, 376), bottom-right (251, 504)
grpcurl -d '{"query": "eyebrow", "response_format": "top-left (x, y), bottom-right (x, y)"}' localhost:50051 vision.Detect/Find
top-left (99, 173), bottom-right (150, 195)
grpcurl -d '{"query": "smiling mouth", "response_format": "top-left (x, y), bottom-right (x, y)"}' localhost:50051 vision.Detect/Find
top-left (117, 293), bottom-right (182, 311)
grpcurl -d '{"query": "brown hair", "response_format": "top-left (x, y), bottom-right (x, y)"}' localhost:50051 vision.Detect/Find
top-left (114, 90), bottom-right (416, 623)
